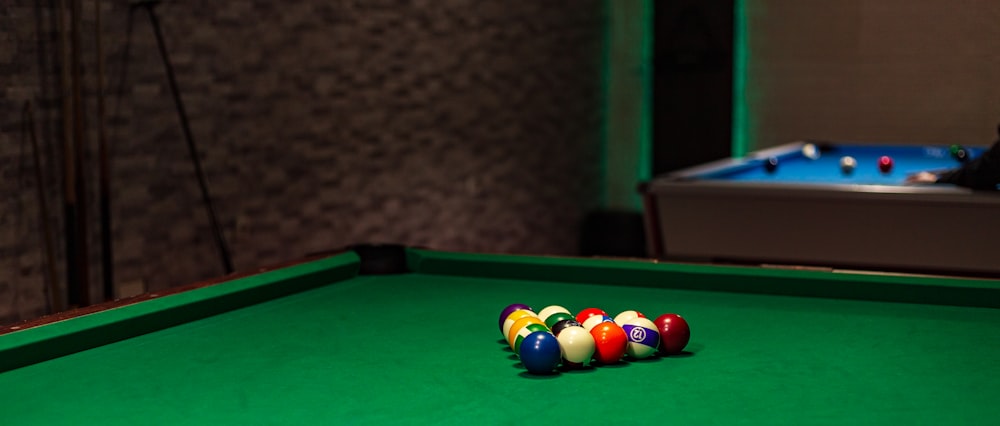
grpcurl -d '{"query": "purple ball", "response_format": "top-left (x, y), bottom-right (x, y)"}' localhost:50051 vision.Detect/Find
top-left (498, 303), bottom-right (532, 333)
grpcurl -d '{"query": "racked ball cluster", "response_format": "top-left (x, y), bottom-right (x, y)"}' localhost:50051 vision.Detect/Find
top-left (498, 303), bottom-right (691, 375)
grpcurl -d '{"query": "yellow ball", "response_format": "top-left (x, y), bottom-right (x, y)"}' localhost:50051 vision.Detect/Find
top-left (501, 309), bottom-right (537, 338)
top-left (508, 316), bottom-right (546, 350)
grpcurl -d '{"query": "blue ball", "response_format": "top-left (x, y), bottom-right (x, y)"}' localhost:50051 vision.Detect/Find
top-left (519, 331), bottom-right (561, 374)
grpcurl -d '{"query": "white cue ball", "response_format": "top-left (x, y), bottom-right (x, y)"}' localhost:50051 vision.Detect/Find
top-left (802, 143), bottom-right (820, 160)
top-left (536, 305), bottom-right (571, 323)
top-left (555, 325), bottom-right (596, 367)
top-left (840, 156), bottom-right (857, 174)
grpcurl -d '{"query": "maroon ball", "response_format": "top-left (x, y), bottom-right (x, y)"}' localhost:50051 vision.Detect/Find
top-left (654, 313), bottom-right (690, 355)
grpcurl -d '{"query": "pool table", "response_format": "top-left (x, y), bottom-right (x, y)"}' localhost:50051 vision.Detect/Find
top-left (3, 246), bottom-right (1000, 424)
top-left (642, 141), bottom-right (1000, 276)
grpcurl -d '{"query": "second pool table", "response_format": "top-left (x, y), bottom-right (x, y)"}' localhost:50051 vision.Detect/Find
top-left (642, 141), bottom-right (1000, 276)
top-left (2, 246), bottom-right (1000, 424)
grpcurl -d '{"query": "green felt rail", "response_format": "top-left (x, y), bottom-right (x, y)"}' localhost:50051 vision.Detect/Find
top-left (0, 252), bottom-right (360, 373)
top-left (407, 249), bottom-right (1000, 309)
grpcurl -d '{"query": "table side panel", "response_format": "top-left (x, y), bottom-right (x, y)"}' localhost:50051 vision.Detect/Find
top-left (648, 184), bottom-right (1000, 275)
top-left (0, 253), bottom-right (360, 374)
top-left (407, 250), bottom-right (1000, 308)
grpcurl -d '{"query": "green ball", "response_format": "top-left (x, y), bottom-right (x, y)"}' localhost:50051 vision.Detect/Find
top-left (545, 312), bottom-right (575, 329)
top-left (513, 323), bottom-right (550, 355)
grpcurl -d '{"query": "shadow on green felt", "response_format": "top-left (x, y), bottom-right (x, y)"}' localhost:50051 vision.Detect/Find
top-left (513, 362), bottom-right (562, 379)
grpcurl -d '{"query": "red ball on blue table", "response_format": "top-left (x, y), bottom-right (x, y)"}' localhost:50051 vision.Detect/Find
top-left (878, 155), bottom-right (894, 173)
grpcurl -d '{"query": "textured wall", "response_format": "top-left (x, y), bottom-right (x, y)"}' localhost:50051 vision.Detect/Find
top-left (0, 1), bottom-right (606, 323)
top-left (747, 0), bottom-right (1000, 149)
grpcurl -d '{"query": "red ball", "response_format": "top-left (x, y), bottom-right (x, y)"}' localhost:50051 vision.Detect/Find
top-left (589, 322), bottom-right (627, 364)
top-left (575, 307), bottom-right (607, 325)
top-left (878, 155), bottom-right (893, 173)
top-left (654, 313), bottom-right (690, 355)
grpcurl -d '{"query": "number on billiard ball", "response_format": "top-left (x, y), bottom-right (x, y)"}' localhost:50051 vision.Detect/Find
top-left (622, 317), bottom-right (660, 360)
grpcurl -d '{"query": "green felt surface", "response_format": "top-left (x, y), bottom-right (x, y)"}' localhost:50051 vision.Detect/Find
top-left (3, 251), bottom-right (1000, 424)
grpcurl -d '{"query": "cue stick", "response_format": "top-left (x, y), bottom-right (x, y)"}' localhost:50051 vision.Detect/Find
top-left (24, 102), bottom-right (63, 314)
top-left (70, 0), bottom-right (91, 306)
top-left (142, 2), bottom-right (234, 274)
top-left (95, 0), bottom-right (114, 301)
top-left (56, 0), bottom-right (82, 308)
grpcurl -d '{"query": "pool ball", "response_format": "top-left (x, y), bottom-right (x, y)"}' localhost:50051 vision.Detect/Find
top-left (512, 322), bottom-right (551, 355)
top-left (501, 309), bottom-right (537, 339)
top-left (950, 144), bottom-right (965, 159)
top-left (613, 310), bottom-right (645, 326)
top-left (536, 305), bottom-right (570, 323)
top-left (802, 143), bottom-right (820, 160)
top-left (545, 312), bottom-right (576, 329)
top-left (954, 148), bottom-right (969, 162)
top-left (878, 155), bottom-right (893, 173)
top-left (622, 317), bottom-right (660, 360)
top-left (507, 316), bottom-right (546, 349)
top-left (499, 304), bottom-right (532, 333)
top-left (575, 307), bottom-right (607, 325)
top-left (519, 331), bottom-right (561, 374)
top-left (589, 322), bottom-right (627, 364)
top-left (654, 313), bottom-right (691, 356)
top-left (764, 156), bottom-right (779, 173)
top-left (550, 318), bottom-right (582, 337)
top-left (582, 314), bottom-right (613, 331)
top-left (839, 156), bottom-right (857, 174)
top-left (502, 310), bottom-right (536, 339)
top-left (555, 325), bottom-right (596, 368)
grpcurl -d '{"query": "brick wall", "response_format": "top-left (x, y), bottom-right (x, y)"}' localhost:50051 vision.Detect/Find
top-left (0, 1), bottom-right (606, 323)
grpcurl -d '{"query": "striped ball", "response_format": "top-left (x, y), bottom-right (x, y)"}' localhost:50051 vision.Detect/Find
top-left (513, 322), bottom-right (551, 355)
top-left (544, 312), bottom-right (575, 329)
top-left (507, 316), bottom-right (546, 350)
top-left (501, 309), bottom-right (538, 339)
top-left (536, 305), bottom-right (571, 323)
top-left (622, 317), bottom-right (659, 359)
